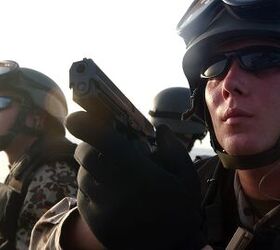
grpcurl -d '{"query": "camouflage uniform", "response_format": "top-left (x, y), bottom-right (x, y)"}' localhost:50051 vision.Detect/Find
top-left (29, 197), bottom-right (77, 250)
top-left (0, 137), bottom-right (78, 250)
top-left (30, 155), bottom-right (280, 250)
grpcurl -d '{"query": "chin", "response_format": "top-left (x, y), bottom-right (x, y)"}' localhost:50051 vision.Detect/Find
top-left (221, 135), bottom-right (264, 156)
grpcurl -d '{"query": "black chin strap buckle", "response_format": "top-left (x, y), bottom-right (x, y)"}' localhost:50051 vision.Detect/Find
top-left (181, 88), bottom-right (197, 120)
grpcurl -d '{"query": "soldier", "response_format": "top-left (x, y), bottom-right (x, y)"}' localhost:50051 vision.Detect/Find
top-left (177, 0), bottom-right (280, 248)
top-left (0, 60), bottom-right (78, 249)
top-left (31, 0), bottom-right (280, 249)
top-left (149, 87), bottom-right (207, 152)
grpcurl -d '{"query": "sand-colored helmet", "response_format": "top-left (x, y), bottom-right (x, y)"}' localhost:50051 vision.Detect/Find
top-left (0, 60), bottom-right (67, 132)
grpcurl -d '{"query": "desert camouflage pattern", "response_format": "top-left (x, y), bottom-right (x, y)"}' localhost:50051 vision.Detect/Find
top-left (29, 197), bottom-right (77, 250)
top-left (5, 161), bottom-right (77, 250)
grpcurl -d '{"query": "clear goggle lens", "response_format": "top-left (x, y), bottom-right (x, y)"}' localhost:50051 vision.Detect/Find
top-left (0, 96), bottom-right (15, 110)
top-left (223, 0), bottom-right (280, 20)
top-left (0, 60), bottom-right (19, 76)
top-left (223, 0), bottom-right (275, 7)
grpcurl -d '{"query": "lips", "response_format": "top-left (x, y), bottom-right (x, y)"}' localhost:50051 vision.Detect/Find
top-left (222, 108), bottom-right (253, 122)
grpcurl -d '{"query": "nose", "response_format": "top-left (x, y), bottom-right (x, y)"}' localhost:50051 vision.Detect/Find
top-left (222, 60), bottom-right (249, 99)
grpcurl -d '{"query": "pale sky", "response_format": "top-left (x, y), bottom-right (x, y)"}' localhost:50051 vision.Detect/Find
top-left (0, 0), bottom-right (214, 181)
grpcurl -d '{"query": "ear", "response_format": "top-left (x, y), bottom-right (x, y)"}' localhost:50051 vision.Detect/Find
top-left (25, 110), bottom-right (46, 130)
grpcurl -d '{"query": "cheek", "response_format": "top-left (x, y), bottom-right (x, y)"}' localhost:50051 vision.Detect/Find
top-left (0, 109), bottom-right (19, 133)
top-left (205, 84), bottom-right (220, 119)
top-left (205, 83), bottom-right (224, 143)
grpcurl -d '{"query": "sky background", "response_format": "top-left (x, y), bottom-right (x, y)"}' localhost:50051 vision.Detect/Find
top-left (0, 0), bottom-right (214, 181)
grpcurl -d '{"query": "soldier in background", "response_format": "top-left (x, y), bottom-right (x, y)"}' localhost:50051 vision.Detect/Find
top-left (0, 60), bottom-right (78, 249)
top-left (149, 87), bottom-right (207, 153)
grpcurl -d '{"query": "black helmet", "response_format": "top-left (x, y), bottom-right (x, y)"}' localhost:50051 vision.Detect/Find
top-left (149, 87), bottom-right (207, 140)
top-left (0, 60), bottom-right (68, 149)
top-left (178, 0), bottom-right (280, 95)
top-left (177, 0), bottom-right (280, 169)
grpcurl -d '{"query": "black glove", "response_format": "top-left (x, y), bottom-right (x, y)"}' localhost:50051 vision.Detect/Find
top-left (66, 111), bottom-right (206, 250)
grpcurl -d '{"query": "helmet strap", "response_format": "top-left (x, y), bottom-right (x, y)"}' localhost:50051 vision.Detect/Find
top-left (200, 91), bottom-right (280, 169)
top-left (181, 88), bottom-right (198, 120)
top-left (0, 133), bottom-right (18, 151)
top-left (216, 137), bottom-right (280, 170)
top-left (0, 103), bottom-right (43, 151)
top-left (205, 103), bottom-right (280, 169)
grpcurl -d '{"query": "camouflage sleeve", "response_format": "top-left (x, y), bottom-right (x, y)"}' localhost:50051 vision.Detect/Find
top-left (15, 161), bottom-right (78, 250)
top-left (29, 197), bottom-right (77, 250)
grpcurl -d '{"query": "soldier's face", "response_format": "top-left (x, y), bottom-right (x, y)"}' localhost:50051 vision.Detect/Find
top-left (0, 90), bottom-right (21, 136)
top-left (205, 39), bottom-right (280, 155)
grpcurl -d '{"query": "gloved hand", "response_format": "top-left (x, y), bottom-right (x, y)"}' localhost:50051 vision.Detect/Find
top-left (66, 111), bottom-right (206, 250)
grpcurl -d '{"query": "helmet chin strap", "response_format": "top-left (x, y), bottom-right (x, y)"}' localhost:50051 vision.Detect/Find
top-left (0, 133), bottom-right (17, 151)
top-left (197, 91), bottom-right (280, 170)
top-left (209, 115), bottom-right (280, 170)
top-left (208, 114), bottom-right (280, 169)
top-left (0, 105), bottom-right (42, 152)
top-left (183, 87), bottom-right (280, 170)
top-left (216, 138), bottom-right (280, 170)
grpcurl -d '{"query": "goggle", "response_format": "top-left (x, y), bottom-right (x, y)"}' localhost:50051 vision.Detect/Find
top-left (0, 60), bottom-right (19, 76)
top-left (0, 96), bottom-right (20, 111)
top-left (177, 0), bottom-right (280, 44)
top-left (200, 46), bottom-right (280, 79)
top-left (223, 0), bottom-right (280, 20)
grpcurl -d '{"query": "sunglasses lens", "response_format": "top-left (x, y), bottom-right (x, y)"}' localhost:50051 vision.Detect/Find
top-left (241, 51), bottom-right (280, 71)
top-left (201, 57), bottom-right (228, 79)
top-left (0, 97), bottom-right (13, 110)
top-left (201, 47), bottom-right (280, 79)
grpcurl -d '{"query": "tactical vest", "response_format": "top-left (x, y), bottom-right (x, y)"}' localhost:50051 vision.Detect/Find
top-left (197, 156), bottom-right (280, 250)
top-left (0, 136), bottom-right (78, 250)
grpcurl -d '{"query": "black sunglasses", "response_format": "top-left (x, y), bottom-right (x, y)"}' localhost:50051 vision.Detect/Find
top-left (200, 46), bottom-right (280, 79)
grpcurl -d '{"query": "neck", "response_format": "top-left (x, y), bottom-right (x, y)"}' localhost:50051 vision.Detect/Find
top-left (5, 134), bottom-right (39, 166)
top-left (237, 161), bottom-right (280, 201)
